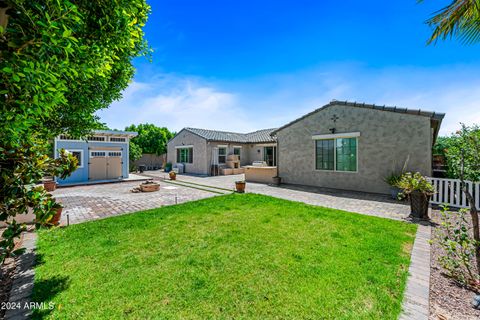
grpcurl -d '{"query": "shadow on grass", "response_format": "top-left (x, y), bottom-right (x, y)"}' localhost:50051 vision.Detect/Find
top-left (31, 275), bottom-right (69, 319)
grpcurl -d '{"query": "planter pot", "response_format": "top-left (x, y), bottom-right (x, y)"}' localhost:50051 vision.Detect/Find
top-left (389, 187), bottom-right (401, 200)
top-left (43, 180), bottom-right (57, 192)
top-left (272, 176), bottom-right (281, 186)
top-left (138, 165), bottom-right (146, 173)
top-left (235, 181), bottom-right (246, 193)
top-left (49, 207), bottom-right (62, 226)
top-left (409, 191), bottom-right (431, 219)
top-left (140, 183), bottom-right (160, 192)
top-left (169, 172), bottom-right (176, 180)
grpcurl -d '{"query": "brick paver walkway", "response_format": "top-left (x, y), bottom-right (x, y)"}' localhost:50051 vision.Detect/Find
top-left (143, 171), bottom-right (411, 220)
top-left (51, 180), bottom-right (218, 225)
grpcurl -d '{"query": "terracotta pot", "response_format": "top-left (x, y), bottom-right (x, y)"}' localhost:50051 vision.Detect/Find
top-left (169, 172), bottom-right (176, 180)
top-left (409, 191), bottom-right (431, 219)
top-left (272, 176), bottom-right (281, 186)
top-left (43, 180), bottom-right (57, 192)
top-left (50, 207), bottom-right (62, 226)
top-left (235, 181), bottom-right (246, 193)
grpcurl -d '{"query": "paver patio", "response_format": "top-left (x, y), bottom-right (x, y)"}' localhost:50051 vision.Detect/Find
top-left (51, 180), bottom-right (219, 225)
top-left (143, 171), bottom-right (411, 220)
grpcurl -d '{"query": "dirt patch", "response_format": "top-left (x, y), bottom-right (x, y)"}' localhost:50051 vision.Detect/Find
top-left (429, 210), bottom-right (480, 320)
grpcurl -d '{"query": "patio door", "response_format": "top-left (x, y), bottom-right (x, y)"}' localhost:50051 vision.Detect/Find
top-left (263, 146), bottom-right (277, 166)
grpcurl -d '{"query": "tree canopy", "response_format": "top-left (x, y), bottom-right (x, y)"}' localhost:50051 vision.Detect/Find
top-left (125, 124), bottom-right (174, 155)
top-left (0, 0), bottom-right (150, 263)
top-left (422, 0), bottom-right (480, 44)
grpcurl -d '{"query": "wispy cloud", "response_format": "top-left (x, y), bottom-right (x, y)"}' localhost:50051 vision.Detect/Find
top-left (98, 64), bottom-right (480, 135)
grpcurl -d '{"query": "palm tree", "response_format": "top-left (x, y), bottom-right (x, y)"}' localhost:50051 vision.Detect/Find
top-left (421, 0), bottom-right (480, 44)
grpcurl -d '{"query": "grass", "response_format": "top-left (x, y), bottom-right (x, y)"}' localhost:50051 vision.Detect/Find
top-left (32, 194), bottom-right (416, 319)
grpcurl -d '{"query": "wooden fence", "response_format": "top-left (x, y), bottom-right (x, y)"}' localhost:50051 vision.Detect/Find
top-left (429, 177), bottom-right (479, 209)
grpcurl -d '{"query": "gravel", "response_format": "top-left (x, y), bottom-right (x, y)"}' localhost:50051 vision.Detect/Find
top-left (429, 209), bottom-right (480, 320)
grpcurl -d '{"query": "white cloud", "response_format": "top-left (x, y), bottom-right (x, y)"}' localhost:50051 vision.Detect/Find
top-left (98, 64), bottom-right (480, 136)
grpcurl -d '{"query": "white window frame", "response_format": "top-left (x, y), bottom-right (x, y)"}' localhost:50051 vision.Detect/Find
top-left (87, 136), bottom-right (106, 142)
top-left (233, 146), bottom-right (242, 160)
top-left (109, 137), bottom-right (128, 143)
top-left (108, 151), bottom-right (122, 157)
top-left (66, 149), bottom-right (84, 168)
top-left (90, 150), bottom-right (107, 158)
top-left (313, 133), bottom-right (359, 173)
top-left (218, 146), bottom-right (227, 164)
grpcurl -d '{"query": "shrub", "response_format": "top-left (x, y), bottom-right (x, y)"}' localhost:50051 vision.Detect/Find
top-left (397, 172), bottom-right (435, 195)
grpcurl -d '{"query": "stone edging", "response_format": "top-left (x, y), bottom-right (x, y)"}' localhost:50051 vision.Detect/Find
top-left (400, 222), bottom-right (431, 320)
top-left (5, 232), bottom-right (37, 320)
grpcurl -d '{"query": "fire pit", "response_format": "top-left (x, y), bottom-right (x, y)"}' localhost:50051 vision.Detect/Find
top-left (131, 180), bottom-right (160, 193)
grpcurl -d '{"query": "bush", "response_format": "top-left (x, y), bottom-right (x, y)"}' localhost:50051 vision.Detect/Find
top-left (433, 205), bottom-right (480, 289)
top-left (397, 172), bottom-right (435, 195)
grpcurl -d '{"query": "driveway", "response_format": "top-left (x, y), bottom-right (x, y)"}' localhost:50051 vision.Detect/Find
top-left (143, 170), bottom-right (411, 220)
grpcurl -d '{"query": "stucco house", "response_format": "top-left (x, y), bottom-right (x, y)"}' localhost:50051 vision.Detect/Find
top-left (54, 130), bottom-right (137, 185)
top-left (271, 100), bottom-right (444, 194)
top-left (166, 127), bottom-right (277, 175)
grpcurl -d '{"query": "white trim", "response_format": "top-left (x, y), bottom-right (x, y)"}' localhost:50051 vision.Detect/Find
top-left (89, 150), bottom-right (107, 158)
top-left (217, 144), bottom-right (228, 148)
top-left (108, 137), bottom-right (128, 143)
top-left (312, 132), bottom-right (360, 140)
top-left (233, 145), bottom-right (242, 148)
top-left (65, 149), bottom-right (84, 168)
top-left (175, 145), bottom-right (194, 149)
top-left (313, 137), bottom-right (358, 173)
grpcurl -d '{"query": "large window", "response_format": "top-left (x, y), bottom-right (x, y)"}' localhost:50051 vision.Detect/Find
top-left (176, 147), bottom-right (193, 163)
top-left (218, 147), bottom-right (226, 163)
top-left (315, 137), bottom-right (357, 172)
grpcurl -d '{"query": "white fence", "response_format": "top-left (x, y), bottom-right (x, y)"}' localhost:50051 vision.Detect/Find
top-left (429, 178), bottom-right (480, 209)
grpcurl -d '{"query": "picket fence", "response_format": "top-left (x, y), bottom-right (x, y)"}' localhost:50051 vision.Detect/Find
top-left (429, 177), bottom-right (480, 209)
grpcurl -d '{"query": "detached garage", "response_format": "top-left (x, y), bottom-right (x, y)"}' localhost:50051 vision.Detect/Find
top-left (54, 130), bottom-right (137, 185)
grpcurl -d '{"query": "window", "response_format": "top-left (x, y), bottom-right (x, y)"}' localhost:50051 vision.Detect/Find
top-left (233, 147), bottom-right (241, 160)
top-left (263, 146), bottom-right (277, 166)
top-left (58, 134), bottom-right (77, 140)
top-left (315, 139), bottom-right (334, 170)
top-left (90, 151), bottom-right (106, 157)
top-left (335, 138), bottom-right (357, 172)
top-left (67, 150), bottom-right (83, 168)
top-left (176, 148), bottom-right (193, 163)
top-left (108, 151), bottom-right (122, 157)
top-left (315, 137), bottom-right (357, 172)
top-left (110, 137), bottom-right (126, 142)
top-left (87, 136), bottom-right (106, 142)
top-left (218, 147), bottom-right (226, 163)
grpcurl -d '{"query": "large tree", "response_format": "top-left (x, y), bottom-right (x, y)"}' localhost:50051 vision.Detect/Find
top-left (125, 124), bottom-right (174, 155)
top-left (422, 0), bottom-right (480, 44)
top-left (0, 0), bottom-right (150, 263)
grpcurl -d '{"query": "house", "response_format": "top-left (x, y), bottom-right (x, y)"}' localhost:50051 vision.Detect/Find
top-left (271, 100), bottom-right (444, 194)
top-left (54, 130), bottom-right (137, 185)
top-left (166, 127), bottom-right (277, 175)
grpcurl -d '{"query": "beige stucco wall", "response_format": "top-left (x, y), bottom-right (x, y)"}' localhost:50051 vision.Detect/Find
top-left (167, 130), bottom-right (208, 175)
top-left (276, 104), bottom-right (433, 194)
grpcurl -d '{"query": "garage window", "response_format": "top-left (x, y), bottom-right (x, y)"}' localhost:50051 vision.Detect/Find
top-left (176, 148), bottom-right (193, 163)
top-left (66, 150), bottom-right (84, 168)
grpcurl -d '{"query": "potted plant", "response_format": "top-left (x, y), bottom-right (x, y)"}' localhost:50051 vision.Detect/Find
top-left (272, 176), bottom-right (281, 186)
top-left (384, 173), bottom-right (402, 199)
top-left (49, 203), bottom-right (63, 226)
top-left (43, 178), bottom-right (57, 192)
top-left (235, 180), bottom-right (246, 193)
top-left (169, 171), bottom-right (176, 180)
top-left (397, 172), bottom-right (435, 219)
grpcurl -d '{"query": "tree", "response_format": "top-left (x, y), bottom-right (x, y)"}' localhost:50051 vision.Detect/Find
top-left (444, 124), bottom-right (480, 273)
top-left (128, 141), bottom-right (143, 172)
top-left (422, 0), bottom-right (480, 44)
top-left (0, 0), bottom-right (150, 264)
top-left (125, 124), bottom-right (174, 155)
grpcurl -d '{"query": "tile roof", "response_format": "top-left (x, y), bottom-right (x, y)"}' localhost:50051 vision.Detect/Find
top-left (271, 99), bottom-right (445, 136)
top-left (183, 127), bottom-right (277, 143)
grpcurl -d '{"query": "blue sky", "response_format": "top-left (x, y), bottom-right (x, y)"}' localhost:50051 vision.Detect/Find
top-left (98, 0), bottom-right (480, 135)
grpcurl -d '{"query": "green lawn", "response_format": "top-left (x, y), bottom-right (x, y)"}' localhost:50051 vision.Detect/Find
top-left (32, 194), bottom-right (416, 319)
